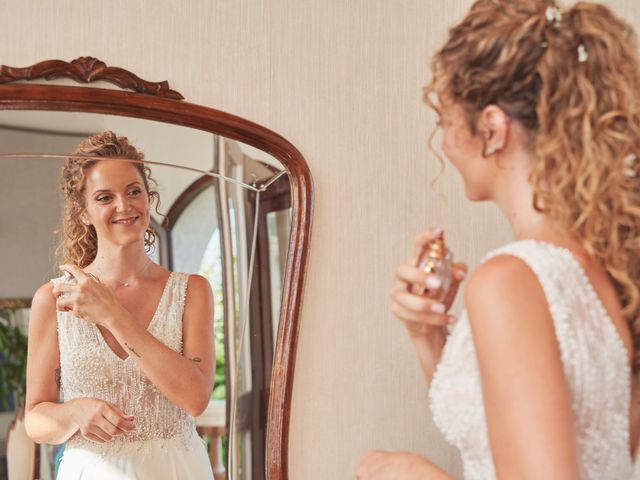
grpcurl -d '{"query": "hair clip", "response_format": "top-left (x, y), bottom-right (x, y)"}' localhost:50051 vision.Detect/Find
top-left (577, 44), bottom-right (589, 63)
top-left (624, 154), bottom-right (637, 178)
top-left (546, 6), bottom-right (562, 25)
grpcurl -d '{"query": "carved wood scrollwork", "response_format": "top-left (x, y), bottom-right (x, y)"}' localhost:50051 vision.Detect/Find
top-left (0, 57), bottom-right (184, 100)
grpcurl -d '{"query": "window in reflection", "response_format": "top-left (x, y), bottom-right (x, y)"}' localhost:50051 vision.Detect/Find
top-left (266, 209), bottom-right (292, 342)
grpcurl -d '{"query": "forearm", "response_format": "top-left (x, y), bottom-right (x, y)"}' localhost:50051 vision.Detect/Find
top-left (25, 400), bottom-right (79, 444)
top-left (107, 316), bottom-right (212, 416)
top-left (410, 327), bottom-right (448, 385)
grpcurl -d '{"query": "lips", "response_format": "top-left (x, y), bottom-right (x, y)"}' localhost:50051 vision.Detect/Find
top-left (112, 216), bottom-right (140, 225)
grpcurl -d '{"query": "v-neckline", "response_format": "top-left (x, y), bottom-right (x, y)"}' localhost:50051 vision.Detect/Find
top-left (95, 271), bottom-right (174, 362)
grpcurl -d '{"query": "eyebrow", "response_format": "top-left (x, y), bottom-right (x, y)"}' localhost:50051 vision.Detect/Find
top-left (92, 182), bottom-right (143, 195)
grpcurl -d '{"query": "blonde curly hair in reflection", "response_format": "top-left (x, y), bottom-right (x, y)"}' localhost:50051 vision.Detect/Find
top-left (424, 0), bottom-right (640, 372)
top-left (56, 131), bottom-right (160, 268)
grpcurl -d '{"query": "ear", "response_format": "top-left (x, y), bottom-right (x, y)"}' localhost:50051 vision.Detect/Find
top-left (477, 105), bottom-right (510, 158)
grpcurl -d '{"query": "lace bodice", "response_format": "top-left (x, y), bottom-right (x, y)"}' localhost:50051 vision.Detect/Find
top-left (53, 271), bottom-right (197, 455)
top-left (429, 240), bottom-right (637, 479)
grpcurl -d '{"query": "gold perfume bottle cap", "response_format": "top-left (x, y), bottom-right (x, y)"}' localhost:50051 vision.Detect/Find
top-left (425, 235), bottom-right (446, 259)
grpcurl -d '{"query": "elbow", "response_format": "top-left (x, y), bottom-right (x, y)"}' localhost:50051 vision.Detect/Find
top-left (23, 406), bottom-right (66, 445)
top-left (186, 393), bottom-right (211, 417)
top-left (23, 412), bottom-right (45, 444)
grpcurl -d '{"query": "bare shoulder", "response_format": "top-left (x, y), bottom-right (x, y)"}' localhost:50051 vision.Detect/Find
top-left (465, 254), bottom-right (545, 316)
top-left (31, 282), bottom-right (57, 315)
top-left (186, 274), bottom-right (212, 294)
top-left (28, 282), bottom-right (58, 335)
top-left (464, 254), bottom-right (553, 342)
top-left (184, 274), bottom-right (214, 306)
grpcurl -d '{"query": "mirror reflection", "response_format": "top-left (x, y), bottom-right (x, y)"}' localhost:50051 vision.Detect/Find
top-left (0, 111), bottom-right (291, 480)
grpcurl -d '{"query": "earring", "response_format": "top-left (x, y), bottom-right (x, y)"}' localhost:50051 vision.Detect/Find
top-left (483, 145), bottom-right (501, 157)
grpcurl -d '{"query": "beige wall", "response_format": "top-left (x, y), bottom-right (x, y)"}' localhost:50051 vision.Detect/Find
top-left (2, 1), bottom-right (639, 478)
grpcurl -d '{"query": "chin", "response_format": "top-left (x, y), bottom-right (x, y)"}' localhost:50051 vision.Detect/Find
top-left (110, 232), bottom-right (146, 246)
top-left (464, 186), bottom-right (490, 202)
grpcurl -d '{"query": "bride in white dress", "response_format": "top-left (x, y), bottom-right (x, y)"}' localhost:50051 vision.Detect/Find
top-left (357, 1), bottom-right (640, 479)
top-left (24, 132), bottom-right (215, 479)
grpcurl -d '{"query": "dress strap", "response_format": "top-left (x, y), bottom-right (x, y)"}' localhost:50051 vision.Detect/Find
top-left (150, 272), bottom-right (190, 353)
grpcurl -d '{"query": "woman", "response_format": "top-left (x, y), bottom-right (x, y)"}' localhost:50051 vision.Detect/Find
top-left (358, 1), bottom-right (640, 479)
top-left (24, 131), bottom-right (215, 479)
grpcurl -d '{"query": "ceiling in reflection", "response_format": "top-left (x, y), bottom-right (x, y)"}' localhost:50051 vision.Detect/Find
top-left (0, 110), bottom-right (286, 222)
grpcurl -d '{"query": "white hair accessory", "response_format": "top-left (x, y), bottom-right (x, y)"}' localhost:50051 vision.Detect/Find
top-left (577, 44), bottom-right (589, 63)
top-left (546, 6), bottom-right (563, 24)
top-left (624, 154), bottom-right (637, 178)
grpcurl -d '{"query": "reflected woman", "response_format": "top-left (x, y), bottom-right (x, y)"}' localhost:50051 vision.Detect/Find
top-left (358, 1), bottom-right (640, 479)
top-left (24, 131), bottom-right (215, 479)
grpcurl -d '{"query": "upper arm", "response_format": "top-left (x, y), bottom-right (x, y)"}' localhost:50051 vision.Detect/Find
top-left (25, 282), bottom-right (60, 413)
top-left (465, 255), bottom-right (580, 480)
top-left (182, 274), bottom-right (215, 386)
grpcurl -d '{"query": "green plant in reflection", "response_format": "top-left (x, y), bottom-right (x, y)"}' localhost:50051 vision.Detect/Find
top-left (199, 235), bottom-right (226, 401)
top-left (0, 309), bottom-right (28, 410)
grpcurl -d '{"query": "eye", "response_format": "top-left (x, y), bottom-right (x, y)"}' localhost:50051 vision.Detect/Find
top-left (128, 188), bottom-right (143, 196)
top-left (96, 195), bottom-right (112, 203)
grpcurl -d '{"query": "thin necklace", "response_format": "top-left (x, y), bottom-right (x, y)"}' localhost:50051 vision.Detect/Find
top-left (91, 258), bottom-right (152, 287)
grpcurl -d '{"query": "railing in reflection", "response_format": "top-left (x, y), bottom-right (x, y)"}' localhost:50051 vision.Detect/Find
top-left (196, 400), bottom-right (227, 480)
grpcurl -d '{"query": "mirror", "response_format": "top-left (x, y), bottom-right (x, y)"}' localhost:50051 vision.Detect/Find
top-left (0, 57), bottom-right (313, 480)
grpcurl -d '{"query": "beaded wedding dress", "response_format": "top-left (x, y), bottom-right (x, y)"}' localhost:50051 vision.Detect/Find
top-left (429, 240), bottom-right (640, 480)
top-left (52, 271), bottom-right (213, 480)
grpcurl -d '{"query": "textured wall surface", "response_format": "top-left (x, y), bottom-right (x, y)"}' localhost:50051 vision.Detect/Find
top-left (1, 1), bottom-right (638, 478)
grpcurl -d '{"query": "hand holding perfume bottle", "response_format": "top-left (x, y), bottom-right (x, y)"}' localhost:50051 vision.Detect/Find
top-left (411, 232), bottom-right (453, 303)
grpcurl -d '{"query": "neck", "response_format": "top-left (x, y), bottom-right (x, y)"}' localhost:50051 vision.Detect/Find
top-left (86, 242), bottom-right (151, 282)
top-left (491, 155), bottom-right (577, 249)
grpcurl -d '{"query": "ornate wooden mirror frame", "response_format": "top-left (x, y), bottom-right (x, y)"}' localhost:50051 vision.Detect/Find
top-left (0, 56), bottom-right (313, 480)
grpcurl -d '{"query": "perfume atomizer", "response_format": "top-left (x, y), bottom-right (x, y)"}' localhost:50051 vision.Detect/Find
top-left (62, 270), bottom-right (77, 285)
top-left (411, 235), bottom-right (453, 303)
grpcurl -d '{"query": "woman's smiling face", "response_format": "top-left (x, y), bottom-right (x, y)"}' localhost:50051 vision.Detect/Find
top-left (82, 160), bottom-right (150, 247)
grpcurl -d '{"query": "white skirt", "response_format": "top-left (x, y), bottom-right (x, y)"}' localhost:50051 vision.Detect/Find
top-left (56, 433), bottom-right (214, 480)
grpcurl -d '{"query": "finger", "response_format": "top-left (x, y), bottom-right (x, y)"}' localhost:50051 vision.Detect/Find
top-left (94, 418), bottom-right (123, 437)
top-left (86, 272), bottom-right (102, 284)
top-left (442, 263), bottom-right (468, 307)
top-left (104, 408), bottom-right (136, 433)
top-left (84, 432), bottom-right (108, 444)
top-left (52, 283), bottom-right (75, 296)
top-left (394, 291), bottom-right (446, 315)
top-left (395, 264), bottom-right (428, 285)
top-left (60, 264), bottom-right (90, 284)
top-left (390, 282), bottom-right (409, 297)
top-left (85, 425), bottom-right (112, 443)
top-left (412, 227), bottom-right (444, 256)
top-left (55, 294), bottom-right (76, 312)
top-left (451, 262), bottom-right (468, 280)
top-left (392, 302), bottom-right (449, 326)
top-left (104, 403), bottom-right (136, 425)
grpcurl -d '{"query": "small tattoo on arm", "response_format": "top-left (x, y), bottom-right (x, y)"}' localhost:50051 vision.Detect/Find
top-left (54, 367), bottom-right (61, 388)
top-left (124, 342), bottom-right (141, 358)
top-left (189, 357), bottom-right (202, 363)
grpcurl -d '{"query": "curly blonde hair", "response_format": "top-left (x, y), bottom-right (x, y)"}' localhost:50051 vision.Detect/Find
top-left (57, 131), bottom-right (160, 268)
top-left (425, 0), bottom-right (640, 372)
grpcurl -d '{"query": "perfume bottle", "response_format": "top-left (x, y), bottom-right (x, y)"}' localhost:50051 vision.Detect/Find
top-left (412, 234), bottom-right (453, 302)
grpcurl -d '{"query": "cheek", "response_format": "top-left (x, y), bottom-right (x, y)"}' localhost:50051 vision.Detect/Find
top-left (441, 130), bottom-right (461, 168)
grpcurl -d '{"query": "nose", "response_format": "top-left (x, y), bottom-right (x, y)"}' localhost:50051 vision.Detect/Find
top-left (114, 194), bottom-right (130, 212)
